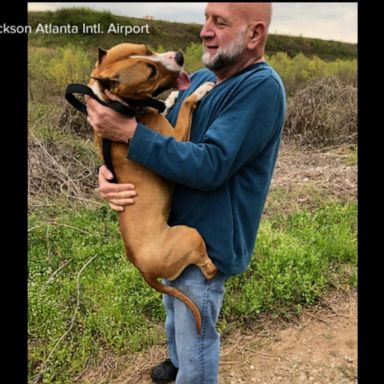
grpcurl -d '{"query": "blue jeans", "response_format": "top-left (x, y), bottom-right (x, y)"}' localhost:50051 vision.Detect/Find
top-left (163, 265), bottom-right (228, 384)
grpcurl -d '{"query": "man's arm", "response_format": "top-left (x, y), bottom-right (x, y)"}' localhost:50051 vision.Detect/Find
top-left (128, 77), bottom-right (284, 191)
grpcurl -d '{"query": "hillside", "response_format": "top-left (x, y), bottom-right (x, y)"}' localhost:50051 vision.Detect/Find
top-left (28, 8), bottom-right (357, 61)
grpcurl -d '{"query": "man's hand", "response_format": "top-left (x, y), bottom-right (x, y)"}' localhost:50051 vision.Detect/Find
top-left (86, 91), bottom-right (138, 143)
top-left (98, 165), bottom-right (137, 212)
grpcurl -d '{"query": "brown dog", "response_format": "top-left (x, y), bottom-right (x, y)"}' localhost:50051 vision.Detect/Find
top-left (88, 43), bottom-right (217, 334)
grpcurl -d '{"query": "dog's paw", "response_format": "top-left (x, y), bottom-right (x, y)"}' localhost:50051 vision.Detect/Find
top-left (192, 81), bottom-right (215, 102)
top-left (162, 90), bottom-right (180, 116)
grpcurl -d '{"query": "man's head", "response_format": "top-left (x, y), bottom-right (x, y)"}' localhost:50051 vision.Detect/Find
top-left (200, 3), bottom-right (272, 78)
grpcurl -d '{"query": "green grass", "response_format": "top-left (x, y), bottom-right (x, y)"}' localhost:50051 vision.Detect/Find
top-left (342, 145), bottom-right (358, 166)
top-left (221, 202), bottom-right (356, 326)
top-left (28, 205), bottom-right (165, 383)
top-left (28, 201), bottom-right (356, 383)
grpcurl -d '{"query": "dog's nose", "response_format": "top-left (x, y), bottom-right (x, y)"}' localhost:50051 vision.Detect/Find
top-left (175, 52), bottom-right (184, 67)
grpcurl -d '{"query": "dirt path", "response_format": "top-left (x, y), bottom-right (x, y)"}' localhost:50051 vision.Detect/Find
top-left (218, 290), bottom-right (357, 384)
top-left (80, 289), bottom-right (356, 384)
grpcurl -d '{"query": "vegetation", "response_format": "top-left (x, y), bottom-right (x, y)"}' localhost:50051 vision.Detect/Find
top-left (28, 201), bottom-right (356, 383)
top-left (28, 7), bottom-right (357, 383)
top-left (28, 8), bottom-right (206, 55)
top-left (284, 76), bottom-right (357, 148)
top-left (28, 8), bottom-right (357, 61)
top-left (28, 43), bottom-right (356, 100)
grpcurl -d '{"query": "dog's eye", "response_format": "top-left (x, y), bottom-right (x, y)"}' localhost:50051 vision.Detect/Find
top-left (147, 64), bottom-right (157, 80)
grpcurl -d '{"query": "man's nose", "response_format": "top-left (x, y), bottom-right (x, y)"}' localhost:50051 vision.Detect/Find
top-left (200, 21), bottom-right (215, 39)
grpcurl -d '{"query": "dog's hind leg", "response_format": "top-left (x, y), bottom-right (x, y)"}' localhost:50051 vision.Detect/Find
top-left (187, 228), bottom-right (218, 280)
top-left (162, 226), bottom-right (218, 282)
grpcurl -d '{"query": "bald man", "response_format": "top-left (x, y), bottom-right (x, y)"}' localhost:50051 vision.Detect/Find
top-left (87, 3), bottom-right (285, 383)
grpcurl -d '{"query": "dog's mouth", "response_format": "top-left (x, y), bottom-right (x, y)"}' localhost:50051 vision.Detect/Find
top-left (152, 70), bottom-right (191, 97)
top-left (176, 70), bottom-right (191, 90)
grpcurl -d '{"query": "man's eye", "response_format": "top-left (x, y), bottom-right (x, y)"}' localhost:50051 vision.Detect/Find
top-left (215, 19), bottom-right (226, 27)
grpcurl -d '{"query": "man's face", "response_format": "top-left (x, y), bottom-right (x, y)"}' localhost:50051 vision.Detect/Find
top-left (200, 3), bottom-right (247, 71)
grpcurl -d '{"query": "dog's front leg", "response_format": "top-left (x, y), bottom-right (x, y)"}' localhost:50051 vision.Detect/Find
top-left (173, 82), bottom-right (215, 141)
top-left (162, 90), bottom-right (180, 117)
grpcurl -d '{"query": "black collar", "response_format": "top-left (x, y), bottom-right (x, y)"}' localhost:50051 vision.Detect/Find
top-left (64, 83), bottom-right (166, 116)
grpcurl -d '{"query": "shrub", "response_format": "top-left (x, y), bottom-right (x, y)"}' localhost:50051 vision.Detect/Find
top-left (28, 102), bottom-right (99, 205)
top-left (28, 47), bottom-right (57, 103)
top-left (182, 41), bottom-right (204, 73)
top-left (46, 45), bottom-right (92, 91)
top-left (283, 76), bottom-right (357, 148)
top-left (28, 45), bottom-right (93, 102)
top-left (267, 52), bottom-right (357, 94)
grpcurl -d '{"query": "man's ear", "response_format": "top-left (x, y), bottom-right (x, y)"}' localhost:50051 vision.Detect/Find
top-left (247, 22), bottom-right (265, 50)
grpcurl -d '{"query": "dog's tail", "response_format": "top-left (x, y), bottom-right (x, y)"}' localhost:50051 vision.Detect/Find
top-left (142, 274), bottom-right (202, 335)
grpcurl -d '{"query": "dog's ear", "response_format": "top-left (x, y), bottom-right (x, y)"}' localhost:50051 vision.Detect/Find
top-left (98, 47), bottom-right (108, 64)
top-left (91, 76), bottom-right (120, 91)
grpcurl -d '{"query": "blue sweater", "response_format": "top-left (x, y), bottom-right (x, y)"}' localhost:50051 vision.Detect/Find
top-left (128, 62), bottom-right (286, 276)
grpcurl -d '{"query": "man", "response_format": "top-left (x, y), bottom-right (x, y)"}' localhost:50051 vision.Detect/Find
top-left (86, 3), bottom-right (286, 383)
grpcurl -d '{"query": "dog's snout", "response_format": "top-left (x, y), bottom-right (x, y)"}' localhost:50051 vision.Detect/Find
top-left (159, 51), bottom-right (185, 69)
top-left (175, 52), bottom-right (184, 67)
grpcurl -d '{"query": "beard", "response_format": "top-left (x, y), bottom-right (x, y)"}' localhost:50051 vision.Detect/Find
top-left (202, 29), bottom-right (247, 71)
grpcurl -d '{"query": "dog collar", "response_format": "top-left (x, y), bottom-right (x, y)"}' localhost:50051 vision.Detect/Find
top-left (65, 83), bottom-right (166, 116)
top-left (65, 83), bottom-right (166, 183)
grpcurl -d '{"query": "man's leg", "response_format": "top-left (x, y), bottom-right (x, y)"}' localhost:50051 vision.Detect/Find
top-left (163, 289), bottom-right (179, 368)
top-left (163, 265), bottom-right (227, 384)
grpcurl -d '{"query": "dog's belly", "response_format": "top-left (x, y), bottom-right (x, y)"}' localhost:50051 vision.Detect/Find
top-left (108, 137), bottom-right (174, 257)
top-left (108, 111), bottom-right (177, 228)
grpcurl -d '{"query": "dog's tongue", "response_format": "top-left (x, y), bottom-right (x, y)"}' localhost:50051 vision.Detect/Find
top-left (176, 71), bottom-right (191, 90)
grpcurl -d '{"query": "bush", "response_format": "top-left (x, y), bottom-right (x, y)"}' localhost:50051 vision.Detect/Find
top-left (28, 47), bottom-right (57, 103)
top-left (28, 102), bottom-right (99, 205)
top-left (283, 76), bottom-right (357, 148)
top-left (47, 45), bottom-right (92, 90)
top-left (267, 52), bottom-right (357, 95)
top-left (182, 41), bottom-right (204, 73)
top-left (28, 45), bottom-right (93, 102)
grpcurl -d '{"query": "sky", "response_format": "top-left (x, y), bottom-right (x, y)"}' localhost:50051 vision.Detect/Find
top-left (27, 2), bottom-right (358, 44)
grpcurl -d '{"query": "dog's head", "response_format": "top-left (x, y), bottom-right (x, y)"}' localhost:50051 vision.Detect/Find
top-left (89, 43), bottom-right (190, 101)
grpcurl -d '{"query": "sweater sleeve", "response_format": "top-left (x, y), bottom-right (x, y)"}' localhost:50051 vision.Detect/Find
top-left (127, 76), bottom-right (283, 191)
